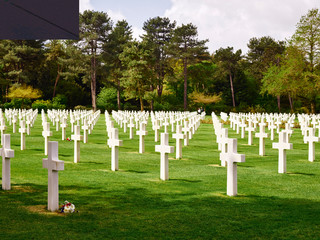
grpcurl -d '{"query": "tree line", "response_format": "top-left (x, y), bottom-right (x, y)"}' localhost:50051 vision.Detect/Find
top-left (0, 8), bottom-right (319, 113)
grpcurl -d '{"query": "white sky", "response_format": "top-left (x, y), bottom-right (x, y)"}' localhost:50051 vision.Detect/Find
top-left (79, 0), bottom-right (320, 55)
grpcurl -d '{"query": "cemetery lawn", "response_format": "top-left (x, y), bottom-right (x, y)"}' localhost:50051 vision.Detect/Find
top-left (1, 115), bottom-right (320, 239)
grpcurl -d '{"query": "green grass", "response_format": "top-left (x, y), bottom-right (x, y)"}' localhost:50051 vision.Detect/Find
top-left (1, 115), bottom-right (320, 239)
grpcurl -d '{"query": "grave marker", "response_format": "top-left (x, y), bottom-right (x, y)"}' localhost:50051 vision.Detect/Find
top-left (272, 131), bottom-right (293, 173)
top-left (71, 125), bottom-right (83, 163)
top-left (155, 133), bottom-right (174, 180)
top-left (42, 141), bottom-right (64, 212)
top-left (1, 134), bottom-right (14, 190)
top-left (220, 138), bottom-right (245, 196)
top-left (107, 128), bottom-right (123, 171)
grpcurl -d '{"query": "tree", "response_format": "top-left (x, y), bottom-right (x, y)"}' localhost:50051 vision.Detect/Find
top-left (290, 8), bottom-right (320, 112)
top-left (119, 41), bottom-right (152, 111)
top-left (214, 47), bottom-right (242, 108)
top-left (169, 23), bottom-right (209, 110)
top-left (79, 10), bottom-right (112, 111)
top-left (103, 20), bottom-right (133, 110)
top-left (44, 40), bottom-right (66, 98)
top-left (291, 8), bottom-right (320, 72)
top-left (261, 46), bottom-right (307, 112)
top-left (142, 17), bottom-right (176, 101)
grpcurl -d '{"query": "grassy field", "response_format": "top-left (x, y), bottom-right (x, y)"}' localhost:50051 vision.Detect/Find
top-left (1, 114), bottom-right (320, 239)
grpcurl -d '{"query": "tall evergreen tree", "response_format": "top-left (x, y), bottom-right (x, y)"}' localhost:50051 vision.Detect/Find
top-left (169, 23), bottom-right (208, 110)
top-left (142, 17), bottom-right (176, 102)
top-left (79, 10), bottom-right (112, 111)
top-left (103, 20), bottom-right (132, 110)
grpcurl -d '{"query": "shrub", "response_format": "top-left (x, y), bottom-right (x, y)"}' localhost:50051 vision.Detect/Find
top-left (32, 100), bottom-right (52, 112)
top-left (52, 94), bottom-right (67, 109)
top-left (97, 87), bottom-right (117, 112)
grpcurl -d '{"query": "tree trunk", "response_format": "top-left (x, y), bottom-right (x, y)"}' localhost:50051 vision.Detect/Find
top-left (91, 44), bottom-right (97, 111)
top-left (117, 78), bottom-right (121, 110)
top-left (183, 57), bottom-right (188, 111)
top-left (277, 95), bottom-right (281, 112)
top-left (288, 94), bottom-right (293, 113)
top-left (53, 65), bottom-right (61, 98)
top-left (229, 72), bottom-right (236, 108)
top-left (311, 101), bottom-right (316, 114)
top-left (150, 85), bottom-right (154, 111)
top-left (139, 95), bottom-right (144, 111)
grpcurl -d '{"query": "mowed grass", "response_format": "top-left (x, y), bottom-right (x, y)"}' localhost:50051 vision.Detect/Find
top-left (1, 114), bottom-right (320, 239)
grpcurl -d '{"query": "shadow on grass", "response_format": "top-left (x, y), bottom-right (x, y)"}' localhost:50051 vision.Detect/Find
top-left (122, 169), bottom-right (149, 174)
top-left (287, 172), bottom-right (315, 176)
top-left (1, 182), bottom-right (320, 239)
top-left (170, 178), bottom-right (202, 183)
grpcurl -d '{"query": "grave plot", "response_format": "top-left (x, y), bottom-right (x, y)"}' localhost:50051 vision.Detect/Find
top-left (1, 110), bottom-right (320, 239)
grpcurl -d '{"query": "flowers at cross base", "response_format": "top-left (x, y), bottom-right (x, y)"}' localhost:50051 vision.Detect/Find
top-left (66, 137), bottom-right (71, 141)
top-left (60, 201), bottom-right (75, 213)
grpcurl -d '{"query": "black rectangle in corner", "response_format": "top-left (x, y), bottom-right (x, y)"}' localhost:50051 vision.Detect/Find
top-left (0, 0), bottom-right (79, 40)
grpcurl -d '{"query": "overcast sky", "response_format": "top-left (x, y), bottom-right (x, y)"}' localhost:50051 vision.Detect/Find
top-left (79, 0), bottom-right (320, 54)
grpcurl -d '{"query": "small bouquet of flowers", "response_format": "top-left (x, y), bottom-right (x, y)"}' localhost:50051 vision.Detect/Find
top-left (66, 137), bottom-right (71, 141)
top-left (60, 201), bottom-right (75, 213)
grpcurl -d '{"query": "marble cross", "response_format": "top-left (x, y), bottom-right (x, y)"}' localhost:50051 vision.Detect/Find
top-left (107, 128), bottom-right (123, 171)
top-left (1, 134), bottom-right (14, 190)
top-left (71, 125), bottom-right (83, 163)
top-left (42, 122), bottom-right (53, 155)
top-left (136, 122), bottom-right (148, 153)
top-left (42, 141), bottom-right (64, 212)
top-left (303, 127), bottom-right (320, 162)
top-left (255, 121), bottom-right (268, 156)
top-left (155, 133), bottom-right (174, 180)
top-left (220, 138), bottom-right (245, 196)
top-left (272, 131), bottom-right (293, 173)
top-left (172, 125), bottom-right (186, 159)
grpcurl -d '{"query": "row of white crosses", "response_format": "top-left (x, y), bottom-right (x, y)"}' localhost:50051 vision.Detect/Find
top-left (212, 113), bottom-right (245, 196)
top-left (107, 110), bottom-right (205, 180)
top-left (221, 112), bottom-right (320, 173)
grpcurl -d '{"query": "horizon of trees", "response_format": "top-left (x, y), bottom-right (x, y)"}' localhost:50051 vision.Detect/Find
top-left (0, 8), bottom-right (320, 114)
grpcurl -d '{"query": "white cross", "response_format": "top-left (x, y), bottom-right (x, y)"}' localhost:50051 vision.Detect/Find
top-left (153, 119), bottom-right (160, 142)
top-left (283, 123), bottom-right (293, 142)
top-left (26, 116), bottom-right (31, 135)
top-left (220, 138), bottom-right (245, 196)
top-left (71, 125), bottom-right (83, 163)
top-left (155, 133), bottom-right (174, 180)
top-left (128, 118), bottom-right (135, 139)
top-left (303, 127), bottom-right (320, 162)
top-left (107, 128), bottom-right (123, 171)
top-left (42, 141), bottom-right (64, 212)
top-left (19, 120), bottom-right (27, 150)
top-left (82, 119), bottom-right (89, 143)
top-left (269, 121), bottom-right (276, 141)
top-left (60, 118), bottom-right (68, 140)
top-left (136, 122), bottom-right (148, 153)
top-left (12, 115), bottom-right (17, 133)
top-left (163, 117), bottom-right (170, 133)
top-left (1, 134), bottom-right (14, 190)
top-left (172, 125), bottom-right (186, 159)
top-left (272, 131), bottom-right (292, 173)
top-left (55, 116), bottom-right (60, 131)
top-left (219, 128), bottom-right (229, 167)
top-left (245, 120), bottom-right (255, 145)
top-left (42, 122), bottom-right (52, 155)
top-left (240, 119), bottom-right (246, 139)
top-left (0, 118), bottom-right (6, 146)
top-left (182, 120), bottom-right (190, 146)
top-left (255, 121), bottom-right (268, 156)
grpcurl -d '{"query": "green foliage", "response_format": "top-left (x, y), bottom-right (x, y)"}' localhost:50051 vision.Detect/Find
top-left (97, 87), bottom-right (117, 111)
top-left (31, 99), bottom-right (52, 112)
top-left (52, 94), bottom-right (67, 109)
